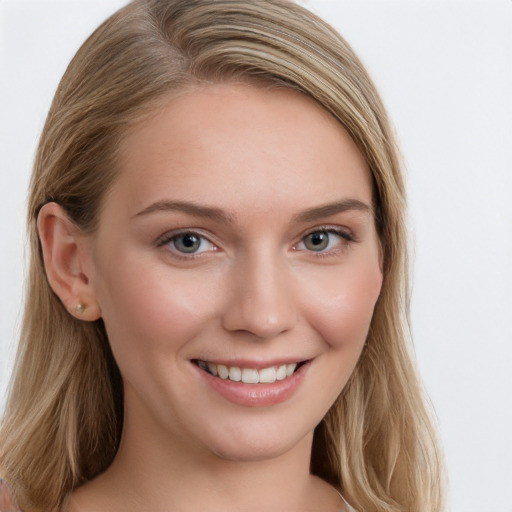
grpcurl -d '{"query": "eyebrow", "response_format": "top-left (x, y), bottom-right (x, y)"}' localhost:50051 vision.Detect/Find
top-left (134, 198), bottom-right (372, 223)
top-left (292, 199), bottom-right (372, 223)
top-left (134, 200), bottom-right (234, 223)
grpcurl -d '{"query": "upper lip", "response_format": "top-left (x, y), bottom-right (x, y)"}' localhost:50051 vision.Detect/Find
top-left (192, 358), bottom-right (311, 369)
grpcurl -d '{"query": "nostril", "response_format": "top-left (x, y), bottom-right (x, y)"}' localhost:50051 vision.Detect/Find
top-left (221, 299), bottom-right (297, 339)
top-left (220, 262), bottom-right (298, 338)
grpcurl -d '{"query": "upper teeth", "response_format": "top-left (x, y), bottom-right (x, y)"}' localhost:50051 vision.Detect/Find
top-left (197, 361), bottom-right (298, 383)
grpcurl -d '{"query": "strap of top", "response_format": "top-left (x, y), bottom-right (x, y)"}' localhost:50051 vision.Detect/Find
top-left (336, 490), bottom-right (356, 512)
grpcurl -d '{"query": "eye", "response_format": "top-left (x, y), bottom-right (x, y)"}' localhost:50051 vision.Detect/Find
top-left (296, 229), bottom-right (353, 253)
top-left (303, 231), bottom-right (330, 251)
top-left (160, 231), bottom-right (215, 255)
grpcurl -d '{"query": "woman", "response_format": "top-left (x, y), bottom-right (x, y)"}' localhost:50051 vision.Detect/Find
top-left (0, 1), bottom-right (446, 511)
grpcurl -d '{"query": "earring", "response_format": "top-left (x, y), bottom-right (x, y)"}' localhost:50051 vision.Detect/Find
top-left (75, 303), bottom-right (86, 314)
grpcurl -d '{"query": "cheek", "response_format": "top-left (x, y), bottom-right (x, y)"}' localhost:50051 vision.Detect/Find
top-left (301, 259), bottom-right (383, 350)
top-left (93, 255), bottom-right (219, 365)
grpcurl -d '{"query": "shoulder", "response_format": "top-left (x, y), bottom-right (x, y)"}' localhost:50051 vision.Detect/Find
top-left (0, 479), bottom-right (22, 512)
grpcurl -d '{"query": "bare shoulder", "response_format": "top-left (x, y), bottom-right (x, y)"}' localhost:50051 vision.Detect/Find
top-left (0, 479), bottom-right (22, 512)
top-left (60, 476), bottom-right (116, 512)
top-left (61, 486), bottom-right (95, 512)
top-left (308, 476), bottom-right (353, 512)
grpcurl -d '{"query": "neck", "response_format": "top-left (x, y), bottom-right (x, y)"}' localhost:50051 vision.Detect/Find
top-left (102, 426), bottom-right (316, 510)
top-left (67, 390), bottom-right (343, 512)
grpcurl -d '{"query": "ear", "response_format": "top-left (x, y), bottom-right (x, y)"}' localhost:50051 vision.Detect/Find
top-left (37, 202), bottom-right (101, 321)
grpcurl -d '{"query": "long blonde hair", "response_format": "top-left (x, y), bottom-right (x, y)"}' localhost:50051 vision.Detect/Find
top-left (0, 1), bottom-right (445, 511)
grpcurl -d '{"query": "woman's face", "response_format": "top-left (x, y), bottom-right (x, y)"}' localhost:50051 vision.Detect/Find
top-left (86, 83), bottom-right (382, 461)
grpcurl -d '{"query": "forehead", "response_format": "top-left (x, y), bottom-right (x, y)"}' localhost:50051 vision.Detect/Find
top-left (111, 83), bottom-right (372, 217)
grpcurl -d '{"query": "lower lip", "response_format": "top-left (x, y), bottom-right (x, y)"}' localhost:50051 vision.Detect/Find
top-left (194, 362), bottom-right (310, 407)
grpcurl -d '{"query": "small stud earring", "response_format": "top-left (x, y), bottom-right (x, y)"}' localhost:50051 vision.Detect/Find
top-left (75, 303), bottom-right (86, 314)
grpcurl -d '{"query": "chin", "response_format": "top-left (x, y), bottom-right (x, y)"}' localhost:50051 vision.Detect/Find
top-left (204, 424), bottom-right (313, 463)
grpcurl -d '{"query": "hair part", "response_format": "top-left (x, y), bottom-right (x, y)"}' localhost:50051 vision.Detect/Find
top-left (0, 1), bottom-right (445, 511)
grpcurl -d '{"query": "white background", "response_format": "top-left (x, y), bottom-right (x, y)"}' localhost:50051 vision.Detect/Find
top-left (1, 1), bottom-right (511, 511)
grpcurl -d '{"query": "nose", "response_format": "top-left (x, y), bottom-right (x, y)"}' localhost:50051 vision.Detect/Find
top-left (221, 252), bottom-right (297, 339)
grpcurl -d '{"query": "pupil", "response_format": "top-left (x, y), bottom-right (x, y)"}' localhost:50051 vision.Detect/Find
top-left (306, 231), bottom-right (328, 251)
top-left (311, 233), bottom-right (324, 245)
top-left (175, 233), bottom-right (200, 253)
top-left (182, 235), bottom-right (196, 247)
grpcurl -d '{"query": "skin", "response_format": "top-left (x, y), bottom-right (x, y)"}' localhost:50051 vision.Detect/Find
top-left (40, 83), bottom-right (383, 511)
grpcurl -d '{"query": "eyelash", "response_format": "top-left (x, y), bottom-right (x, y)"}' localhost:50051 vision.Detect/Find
top-left (293, 226), bottom-right (355, 257)
top-left (156, 226), bottom-right (356, 260)
top-left (156, 229), bottom-right (217, 260)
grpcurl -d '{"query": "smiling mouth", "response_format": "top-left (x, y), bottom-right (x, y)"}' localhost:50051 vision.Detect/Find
top-left (194, 360), bottom-right (306, 384)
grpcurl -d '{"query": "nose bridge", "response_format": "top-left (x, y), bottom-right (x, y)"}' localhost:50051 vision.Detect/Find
top-left (222, 245), bottom-right (297, 338)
